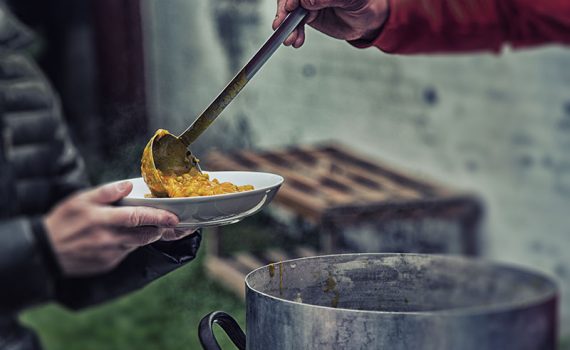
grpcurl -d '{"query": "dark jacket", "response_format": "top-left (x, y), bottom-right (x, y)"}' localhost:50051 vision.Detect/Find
top-left (0, 4), bottom-right (201, 349)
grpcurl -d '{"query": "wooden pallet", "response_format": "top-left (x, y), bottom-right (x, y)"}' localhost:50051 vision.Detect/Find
top-left (206, 143), bottom-right (455, 223)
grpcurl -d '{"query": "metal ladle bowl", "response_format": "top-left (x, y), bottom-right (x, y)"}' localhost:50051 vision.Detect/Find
top-left (141, 129), bottom-right (200, 197)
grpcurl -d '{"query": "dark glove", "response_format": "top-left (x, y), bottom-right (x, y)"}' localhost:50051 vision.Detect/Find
top-left (55, 231), bottom-right (202, 310)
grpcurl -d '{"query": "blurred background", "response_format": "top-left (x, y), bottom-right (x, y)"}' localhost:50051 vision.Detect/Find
top-left (10, 0), bottom-right (570, 348)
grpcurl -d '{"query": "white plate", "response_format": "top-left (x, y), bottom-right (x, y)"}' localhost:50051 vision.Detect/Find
top-left (119, 171), bottom-right (284, 228)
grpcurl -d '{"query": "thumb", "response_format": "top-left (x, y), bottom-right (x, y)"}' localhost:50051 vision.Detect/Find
top-left (82, 181), bottom-right (133, 204)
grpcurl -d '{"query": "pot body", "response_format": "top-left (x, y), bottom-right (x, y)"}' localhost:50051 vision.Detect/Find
top-left (245, 254), bottom-right (558, 350)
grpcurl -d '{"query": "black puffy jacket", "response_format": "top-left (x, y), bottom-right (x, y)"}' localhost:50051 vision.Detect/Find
top-left (0, 4), bottom-right (201, 349)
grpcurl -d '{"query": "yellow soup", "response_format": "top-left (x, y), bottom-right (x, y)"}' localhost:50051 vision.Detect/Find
top-left (141, 129), bottom-right (254, 198)
top-left (157, 167), bottom-right (254, 198)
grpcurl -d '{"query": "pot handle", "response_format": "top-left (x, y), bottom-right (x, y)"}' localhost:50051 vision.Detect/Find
top-left (199, 311), bottom-right (246, 350)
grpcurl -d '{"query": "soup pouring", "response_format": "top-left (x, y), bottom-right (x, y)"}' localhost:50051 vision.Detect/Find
top-left (141, 7), bottom-right (308, 197)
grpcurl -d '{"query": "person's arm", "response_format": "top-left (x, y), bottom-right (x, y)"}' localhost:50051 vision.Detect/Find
top-left (361, 0), bottom-right (570, 54)
top-left (0, 182), bottom-right (200, 315)
top-left (274, 0), bottom-right (570, 53)
top-left (0, 181), bottom-right (183, 315)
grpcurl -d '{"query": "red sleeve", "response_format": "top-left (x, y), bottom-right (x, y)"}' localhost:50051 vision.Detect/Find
top-left (352, 0), bottom-right (570, 54)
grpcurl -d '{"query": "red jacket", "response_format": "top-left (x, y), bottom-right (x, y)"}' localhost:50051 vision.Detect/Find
top-left (356, 0), bottom-right (570, 54)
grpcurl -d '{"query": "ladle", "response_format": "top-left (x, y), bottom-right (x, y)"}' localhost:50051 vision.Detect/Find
top-left (142, 8), bottom-right (308, 197)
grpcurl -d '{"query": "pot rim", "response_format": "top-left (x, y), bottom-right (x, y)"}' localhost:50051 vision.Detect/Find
top-left (244, 253), bottom-right (559, 317)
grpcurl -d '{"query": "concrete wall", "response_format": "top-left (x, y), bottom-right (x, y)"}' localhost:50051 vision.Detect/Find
top-left (142, 0), bottom-right (570, 337)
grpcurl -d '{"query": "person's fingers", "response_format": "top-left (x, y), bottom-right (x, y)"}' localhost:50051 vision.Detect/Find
top-left (116, 226), bottom-right (166, 246)
top-left (82, 181), bottom-right (133, 204)
top-left (293, 24), bottom-right (306, 48)
top-left (160, 228), bottom-right (198, 241)
top-left (273, 0), bottom-right (289, 29)
top-left (284, 28), bottom-right (299, 46)
top-left (284, 0), bottom-right (300, 12)
top-left (99, 206), bottom-right (179, 228)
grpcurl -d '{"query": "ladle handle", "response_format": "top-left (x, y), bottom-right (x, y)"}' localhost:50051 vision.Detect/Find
top-left (199, 311), bottom-right (246, 350)
top-left (179, 7), bottom-right (309, 147)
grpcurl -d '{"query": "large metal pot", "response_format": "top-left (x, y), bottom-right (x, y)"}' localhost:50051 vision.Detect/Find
top-left (199, 254), bottom-right (558, 350)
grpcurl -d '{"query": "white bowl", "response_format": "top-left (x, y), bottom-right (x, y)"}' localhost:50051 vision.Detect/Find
top-left (119, 171), bottom-right (284, 228)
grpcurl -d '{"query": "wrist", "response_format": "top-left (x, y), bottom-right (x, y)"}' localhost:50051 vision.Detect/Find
top-left (359, 0), bottom-right (390, 42)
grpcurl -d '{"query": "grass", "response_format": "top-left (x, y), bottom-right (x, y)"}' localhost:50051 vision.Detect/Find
top-left (20, 245), bottom-right (246, 350)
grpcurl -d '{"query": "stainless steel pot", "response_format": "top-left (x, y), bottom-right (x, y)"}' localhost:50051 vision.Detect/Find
top-left (199, 254), bottom-right (558, 350)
